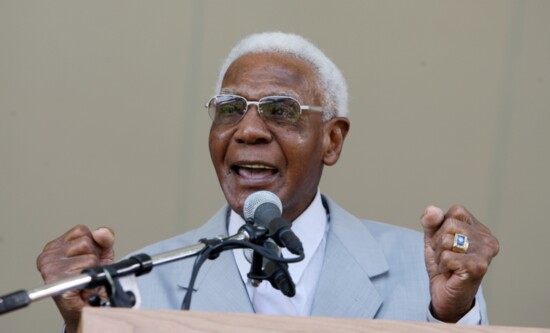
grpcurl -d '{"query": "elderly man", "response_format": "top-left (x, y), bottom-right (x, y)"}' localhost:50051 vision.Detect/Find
top-left (37, 32), bottom-right (499, 333)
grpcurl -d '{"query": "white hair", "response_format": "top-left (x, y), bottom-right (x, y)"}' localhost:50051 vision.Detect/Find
top-left (215, 32), bottom-right (348, 120)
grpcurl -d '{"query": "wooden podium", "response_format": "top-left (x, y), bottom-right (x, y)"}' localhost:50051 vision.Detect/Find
top-left (78, 307), bottom-right (550, 333)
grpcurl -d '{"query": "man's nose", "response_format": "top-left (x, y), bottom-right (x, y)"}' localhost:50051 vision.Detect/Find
top-left (233, 105), bottom-right (273, 144)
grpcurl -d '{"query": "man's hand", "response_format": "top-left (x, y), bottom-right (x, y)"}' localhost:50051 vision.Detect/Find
top-left (421, 205), bottom-right (499, 323)
top-left (36, 225), bottom-right (115, 333)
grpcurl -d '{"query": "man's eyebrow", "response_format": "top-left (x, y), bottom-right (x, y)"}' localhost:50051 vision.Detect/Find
top-left (217, 89), bottom-right (302, 102)
top-left (276, 91), bottom-right (300, 99)
top-left (220, 88), bottom-right (236, 95)
top-left (273, 91), bottom-right (305, 103)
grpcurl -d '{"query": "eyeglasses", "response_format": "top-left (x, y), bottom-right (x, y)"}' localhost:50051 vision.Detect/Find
top-left (205, 94), bottom-right (328, 125)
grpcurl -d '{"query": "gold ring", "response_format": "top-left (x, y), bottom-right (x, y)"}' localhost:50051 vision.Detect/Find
top-left (452, 234), bottom-right (469, 254)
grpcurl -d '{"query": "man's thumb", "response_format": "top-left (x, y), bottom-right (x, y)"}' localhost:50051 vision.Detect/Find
top-left (92, 227), bottom-right (115, 262)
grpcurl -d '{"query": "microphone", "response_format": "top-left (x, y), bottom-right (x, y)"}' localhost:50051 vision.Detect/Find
top-left (243, 191), bottom-right (304, 255)
top-left (263, 241), bottom-right (296, 297)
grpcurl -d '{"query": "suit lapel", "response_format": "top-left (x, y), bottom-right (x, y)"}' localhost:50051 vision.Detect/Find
top-left (311, 197), bottom-right (389, 318)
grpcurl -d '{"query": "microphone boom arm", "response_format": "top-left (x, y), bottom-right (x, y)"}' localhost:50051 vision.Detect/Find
top-left (0, 231), bottom-right (250, 315)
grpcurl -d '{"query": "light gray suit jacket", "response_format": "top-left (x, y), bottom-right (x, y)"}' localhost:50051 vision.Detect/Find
top-left (132, 195), bottom-right (488, 323)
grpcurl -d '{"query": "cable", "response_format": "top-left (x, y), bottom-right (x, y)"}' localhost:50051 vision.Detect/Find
top-left (180, 239), bottom-right (304, 310)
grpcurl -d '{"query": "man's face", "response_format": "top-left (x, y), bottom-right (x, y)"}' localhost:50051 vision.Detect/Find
top-left (209, 52), bottom-right (338, 221)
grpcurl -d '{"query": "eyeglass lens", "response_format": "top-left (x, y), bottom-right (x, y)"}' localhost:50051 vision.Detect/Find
top-left (208, 95), bottom-right (301, 125)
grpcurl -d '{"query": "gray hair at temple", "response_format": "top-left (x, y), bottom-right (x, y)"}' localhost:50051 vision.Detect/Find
top-left (215, 32), bottom-right (349, 120)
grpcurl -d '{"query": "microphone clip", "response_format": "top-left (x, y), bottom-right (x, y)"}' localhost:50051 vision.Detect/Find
top-left (83, 266), bottom-right (136, 308)
top-left (246, 245), bottom-right (296, 297)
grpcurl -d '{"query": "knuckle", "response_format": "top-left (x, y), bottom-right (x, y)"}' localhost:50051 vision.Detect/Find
top-left (64, 224), bottom-right (91, 241)
top-left (73, 224), bottom-right (89, 231)
top-left (470, 260), bottom-right (489, 277)
top-left (72, 224), bottom-right (91, 236)
top-left (479, 232), bottom-right (500, 257)
top-left (447, 205), bottom-right (475, 224)
top-left (448, 204), bottom-right (465, 214)
top-left (77, 237), bottom-right (97, 254)
top-left (440, 250), bottom-right (453, 263)
top-left (36, 252), bottom-right (48, 267)
top-left (36, 252), bottom-right (48, 270)
top-left (42, 239), bottom-right (56, 251)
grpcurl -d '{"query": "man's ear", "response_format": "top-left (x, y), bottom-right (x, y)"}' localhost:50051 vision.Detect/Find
top-left (322, 117), bottom-right (350, 166)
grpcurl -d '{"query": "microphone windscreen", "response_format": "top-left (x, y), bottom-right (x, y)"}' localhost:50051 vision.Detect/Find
top-left (243, 191), bottom-right (283, 221)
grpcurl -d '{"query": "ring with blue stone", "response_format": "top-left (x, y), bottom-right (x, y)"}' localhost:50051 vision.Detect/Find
top-left (452, 233), bottom-right (469, 254)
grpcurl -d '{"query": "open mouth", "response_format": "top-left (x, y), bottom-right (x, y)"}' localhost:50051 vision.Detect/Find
top-left (231, 164), bottom-right (278, 180)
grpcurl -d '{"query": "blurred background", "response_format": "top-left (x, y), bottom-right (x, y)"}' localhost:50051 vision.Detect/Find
top-left (1, 0), bottom-right (549, 330)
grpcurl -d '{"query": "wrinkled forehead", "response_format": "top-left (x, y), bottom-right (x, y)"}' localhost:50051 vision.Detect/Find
top-left (220, 52), bottom-right (325, 103)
